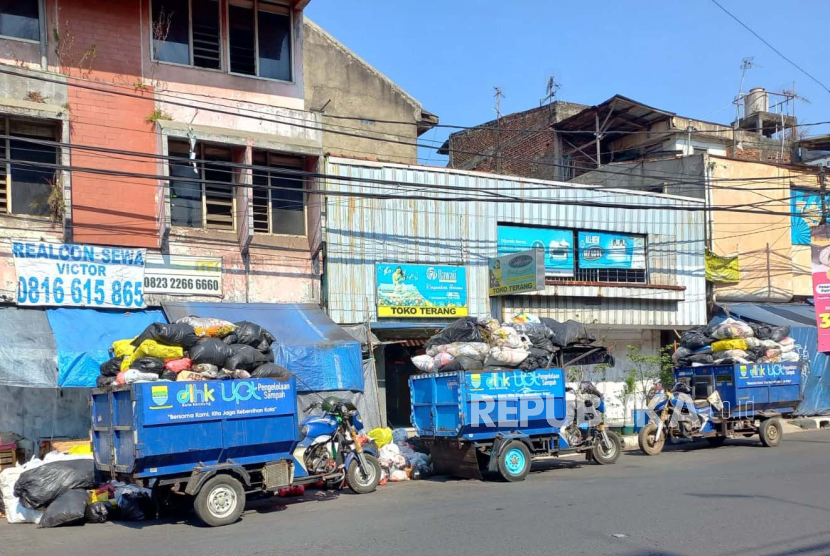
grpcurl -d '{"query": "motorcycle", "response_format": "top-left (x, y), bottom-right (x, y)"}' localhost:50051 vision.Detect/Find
top-left (296, 396), bottom-right (382, 493)
top-left (638, 382), bottom-right (724, 455)
top-left (563, 380), bottom-right (622, 464)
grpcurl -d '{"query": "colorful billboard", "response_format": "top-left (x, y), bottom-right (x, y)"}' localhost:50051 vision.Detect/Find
top-left (497, 225), bottom-right (573, 277)
top-left (577, 231), bottom-right (646, 270)
top-left (488, 248), bottom-right (546, 296)
top-left (811, 224), bottom-right (830, 352)
top-left (375, 263), bottom-right (468, 318)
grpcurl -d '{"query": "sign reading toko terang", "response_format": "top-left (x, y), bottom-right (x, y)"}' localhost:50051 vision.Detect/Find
top-left (12, 241), bottom-right (146, 308)
top-left (375, 263), bottom-right (468, 317)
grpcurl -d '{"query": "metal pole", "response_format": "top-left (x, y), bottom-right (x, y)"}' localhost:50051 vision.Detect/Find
top-left (821, 167), bottom-right (827, 224)
top-left (595, 113), bottom-right (601, 169)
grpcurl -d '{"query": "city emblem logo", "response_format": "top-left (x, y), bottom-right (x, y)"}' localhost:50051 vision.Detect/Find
top-left (470, 374), bottom-right (482, 388)
top-left (151, 385), bottom-right (168, 406)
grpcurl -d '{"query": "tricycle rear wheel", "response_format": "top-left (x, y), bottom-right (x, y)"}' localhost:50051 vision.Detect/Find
top-left (497, 441), bottom-right (531, 482)
top-left (759, 419), bottom-right (783, 447)
top-left (193, 474), bottom-right (245, 527)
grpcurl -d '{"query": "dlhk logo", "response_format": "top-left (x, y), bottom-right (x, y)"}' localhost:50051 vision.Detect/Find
top-left (177, 384), bottom-right (215, 404)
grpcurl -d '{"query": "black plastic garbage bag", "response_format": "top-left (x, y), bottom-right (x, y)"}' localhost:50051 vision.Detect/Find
top-left (222, 321), bottom-right (276, 353)
top-left (680, 328), bottom-right (713, 350)
top-left (509, 323), bottom-right (556, 352)
top-left (38, 489), bottom-right (88, 528)
top-left (85, 501), bottom-right (116, 524)
top-left (251, 363), bottom-right (292, 380)
top-left (115, 491), bottom-right (154, 521)
top-left (686, 353), bottom-right (714, 365)
top-left (769, 325), bottom-right (791, 343)
top-left (540, 318), bottom-right (595, 347)
top-left (161, 370), bottom-right (177, 381)
top-left (100, 356), bottom-right (124, 377)
top-left (440, 356), bottom-right (484, 372)
top-left (15, 460), bottom-right (95, 510)
top-left (424, 318), bottom-right (484, 350)
top-left (749, 322), bottom-right (773, 340)
top-left (189, 338), bottom-right (234, 368)
top-left (130, 356), bottom-right (165, 375)
top-left (225, 344), bottom-right (275, 371)
top-left (132, 322), bottom-right (199, 349)
top-left (96, 375), bottom-right (116, 389)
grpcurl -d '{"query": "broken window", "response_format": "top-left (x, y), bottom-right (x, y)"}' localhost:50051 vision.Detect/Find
top-left (152, 0), bottom-right (221, 69)
top-left (251, 150), bottom-right (305, 235)
top-left (0, 118), bottom-right (58, 217)
top-left (229, 0), bottom-right (292, 81)
top-left (0, 0), bottom-right (40, 42)
top-left (168, 139), bottom-right (235, 230)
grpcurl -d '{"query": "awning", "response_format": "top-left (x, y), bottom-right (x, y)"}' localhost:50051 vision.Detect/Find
top-left (47, 308), bottom-right (167, 387)
top-left (0, 306), bottom-right (58, 388)
top-left (719, 303), bottom-right (816, 327)
top-left (162, 302), bottom-right (363, 392)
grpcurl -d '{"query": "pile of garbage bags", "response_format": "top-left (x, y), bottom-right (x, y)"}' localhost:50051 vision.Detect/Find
top-left (412, 315), bottom-right (597, 373)
top-left (673, 318), bottom-right (799, 367)
top-left (368, 427), bottom-right (431, 483)
top-left (0, 451), bottom-right (153, 528)
top-left (97, 317), bottom-right (287, 388)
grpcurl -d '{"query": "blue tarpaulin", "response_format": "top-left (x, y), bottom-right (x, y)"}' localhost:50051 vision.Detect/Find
top-left (0, 306), bottom-right (58, 387)
top-left (718, 303), bottom-right (830, 416)
top-left (46, 308), bottom-right (167, 387)
top-left (162, 302), bottom-right (363, 392)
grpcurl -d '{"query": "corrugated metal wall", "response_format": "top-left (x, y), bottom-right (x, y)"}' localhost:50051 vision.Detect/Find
top-left (324, 158), bottom-right (706, 328)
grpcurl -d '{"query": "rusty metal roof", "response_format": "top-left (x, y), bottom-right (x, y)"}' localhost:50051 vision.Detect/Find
top-left (553, 94), bottom-right (676, 133)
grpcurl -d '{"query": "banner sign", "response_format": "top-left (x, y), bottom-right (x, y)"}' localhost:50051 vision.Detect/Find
top-left (139, 379), bottom-right (295, 425)
top-left (497, 225), bottom-right (574, 277)
top-left (577, 231), bottom-right (646, 270)
top-left (375, 263), bottom-right (468, 318)
top-left (488, 248), bottom-right (545, 296)
top-left (12, 241), bottom-right (146, 308)
top-left (811, 224), bottom-right (830, 352)
top-left (144, 254), bottom-right (222, 297)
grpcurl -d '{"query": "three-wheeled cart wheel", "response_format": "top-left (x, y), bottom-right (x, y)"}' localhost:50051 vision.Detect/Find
top-left (638, 423), bottom-right (665, 456)
top-left (194, 474), bottom-right (246, 527)
top-left (706, 436), bottom-right (726, 448)
top-left (759, 418), bottom-right (783, 447)
top-left (347, 454), bottom-right (382, 494)
top-left (497, 441), bottom-right (531, 482)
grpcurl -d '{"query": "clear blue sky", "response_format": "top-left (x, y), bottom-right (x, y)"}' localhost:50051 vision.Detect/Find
top-left (306, 0), bottom-right (830, 165)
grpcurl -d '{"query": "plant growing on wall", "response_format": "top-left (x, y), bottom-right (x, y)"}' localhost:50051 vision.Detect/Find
top-left (25, 91), bottom-right (47, 104)
top-left (145, 109), bottom-right (172, 125)
top-left (28, 177), bottom-right (65, 223)
top-left (53, 22), bottom-right (97, 78)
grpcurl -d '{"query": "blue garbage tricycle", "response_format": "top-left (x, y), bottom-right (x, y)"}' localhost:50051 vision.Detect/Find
top-left (409, 368), bottom-right (620, 481)
top-left (91, 377), bottom-right (380, 526)
top-left (638, 362), bottom-right (801, 455)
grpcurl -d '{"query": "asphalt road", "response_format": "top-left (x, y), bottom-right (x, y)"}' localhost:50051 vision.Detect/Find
top-left (4, 430), bottom-right (830, 556)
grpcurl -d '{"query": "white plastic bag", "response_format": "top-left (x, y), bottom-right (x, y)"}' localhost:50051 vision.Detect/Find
top-left (491, 326), bottom-right (527, 349)
top-left (779, 337), bottom-right (795, 353)
top-left (485, 346), bottom-right (530, 366)
top-left (0, 459), bottom-right (45, 524)
top-left (411, 355), bottom-right (434, 373)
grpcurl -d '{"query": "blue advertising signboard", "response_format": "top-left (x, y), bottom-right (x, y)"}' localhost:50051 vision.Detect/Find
top-left (577, 231), bottom-right (646, 270)
top-left (139, 379), bottom-right (296, 426)
top-left (497, 225), bottom-right (574, 277)
top-left (791, 189), bottom-right (827, 246)
top-left (375, 263), bottom-right (467, 318)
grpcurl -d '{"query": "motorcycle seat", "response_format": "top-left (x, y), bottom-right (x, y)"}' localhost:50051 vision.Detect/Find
top-left (694, 400), bottom-right (710, 410)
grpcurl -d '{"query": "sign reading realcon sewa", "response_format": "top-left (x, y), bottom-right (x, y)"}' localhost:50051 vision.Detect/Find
top-left (375, 263), bottom-right (468, 318)
top-left (488, 248), bottom-right (545, 296)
